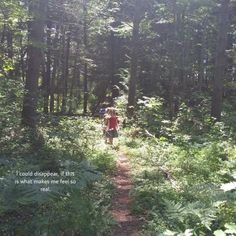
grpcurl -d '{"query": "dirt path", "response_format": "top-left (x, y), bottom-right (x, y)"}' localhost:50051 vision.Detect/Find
top-left (111, 152), bottom-right (141, 236)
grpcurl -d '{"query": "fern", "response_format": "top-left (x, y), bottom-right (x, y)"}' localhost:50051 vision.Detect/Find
top-left (163, 199), bottom-right (218, 233)
top-left (164, 199), bottom-right (187, 223)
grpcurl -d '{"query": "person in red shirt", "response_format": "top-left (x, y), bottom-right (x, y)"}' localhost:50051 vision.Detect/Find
top-left (104, 107), bottom-right (119, 145)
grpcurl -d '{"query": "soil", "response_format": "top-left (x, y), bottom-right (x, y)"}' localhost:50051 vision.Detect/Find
top-left (111, 152), bottom-right (141, 236)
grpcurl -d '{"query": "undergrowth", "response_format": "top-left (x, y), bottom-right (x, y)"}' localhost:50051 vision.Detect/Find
top-left (0, 115), bottom-right (116, 236)
top-left (119, 96), bottom-right (236, 236)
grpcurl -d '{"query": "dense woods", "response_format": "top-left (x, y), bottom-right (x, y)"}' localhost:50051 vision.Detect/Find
top-left (0, 0), bottom-right (235, 121)
top-left (0, 0), bottom-right (236, 235)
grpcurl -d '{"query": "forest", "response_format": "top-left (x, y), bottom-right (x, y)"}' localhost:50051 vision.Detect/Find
top-left (0, 0), bottom-right (236, 235)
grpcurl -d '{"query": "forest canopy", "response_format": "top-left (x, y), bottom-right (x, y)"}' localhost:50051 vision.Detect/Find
top-left (0, 0), bottom-right (235, 124)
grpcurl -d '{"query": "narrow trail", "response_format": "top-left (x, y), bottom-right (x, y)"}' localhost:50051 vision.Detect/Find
top-left (111, 152), bottom-right (141, 236)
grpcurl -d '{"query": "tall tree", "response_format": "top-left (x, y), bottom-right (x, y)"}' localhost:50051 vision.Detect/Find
top-left (22, 0), bottom-right (46, 127)
top-left (127, 0), bottom-right (148, 112)
top-left (211, 0), bottom-right (230, 120)
top-left (50, 24), bottom-right (60, 113)
top-left (83, 0), bottom-right (89, 114)
top-left (127, 15), bottom-right (140, 109)
top-left (61, 29), bottom-right (71, 114)
top-left (43, 20), bottom-right (52, 114)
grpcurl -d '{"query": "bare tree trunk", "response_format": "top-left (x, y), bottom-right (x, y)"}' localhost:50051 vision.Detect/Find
top-left (61, 30), bottom-right (71, 114)
top-left (6, 29), bottom-right (14, 78)
top-left (1, 23), bottom-right (6, 44)
top-left (211, 0), bottom-right (230, 121)
top-left (127, 17), bottom-right (140, 111)
top-left (50, 25), bottom-right (60, 113)
top-left (109, 29), bottom-right (116, 91)
top-left (55, 24), bottom-right (64, 114)
top-left (197, 30), bottom-right (204, 91)
top-left (43, 21), bottom-right (52, 113)
top-left (69, 39), bottom-right (80, 113)
top-left (168, 0), bottom-right (178, 119)
top-left (22, 0), bottom-right (46, 127)
top-left (76, 68), bottom-right (81, 109)
top-left (83, 0), bottom-right (88, 114)
top-left (20, 35), bottom-right (26, 82)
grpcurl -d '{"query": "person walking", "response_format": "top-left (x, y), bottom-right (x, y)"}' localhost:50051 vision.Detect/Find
top-left (105, 107), bottom-right (119, 145)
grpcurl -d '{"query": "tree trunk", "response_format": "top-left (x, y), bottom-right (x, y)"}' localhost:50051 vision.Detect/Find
top-left (43, 21), bottom-right (52, 113)
top-left (168, 0), bottom-right (178, 119)
top-left (50, 25), bottom-right (60, 113)
top-left (83, 0), bottom-right (88, 114)
top-left (69, 39), bottom-right (80, 113)
top-left (22, 0), bottom-right (46, 127)
top-left (1, 23), bottom-right (6, 44)
top-left (20, 35), bottom-right (26, 82)
top-left (61, 30), bottom-right (71, 114)
top-left (127, 17), bottom-right (140, 111)
top-left (6, 29), bottom-right (14, 78)
top-left (110, 30), bottom-right (116, 89)
top-left (197, 30), bottom-right (204, 91)
top-left (211, 0), bottom-right (230, 121)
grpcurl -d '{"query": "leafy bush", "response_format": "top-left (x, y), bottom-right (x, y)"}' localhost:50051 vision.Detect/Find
top-left (0, 78), bottom-right (24, 152)
top-left (136, 96), bottom-right (165, 135)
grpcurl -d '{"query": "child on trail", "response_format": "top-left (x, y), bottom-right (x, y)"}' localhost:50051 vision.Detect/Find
top-left (104, 107), bottom-right (119, 145)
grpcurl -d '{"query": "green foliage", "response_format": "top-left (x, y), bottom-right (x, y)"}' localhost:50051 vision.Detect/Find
top-left (120, 114), bottom-right (236, 235)
top-left (114, 94), bottom-right (128, 118)
top-left (90, 151), bottom-right (116, 173)
top-left (0, 0), bottom-right (235, 235)
top-left (112, 21), bottom-right (133, 38)
top-left (0, 0), bottom-right (27, 79)
top-left (0, 117), bottom-right (115, 235)
top-left (0, 180), bottom-right (113, 235)
top-left (136, 96), bottom-right (164, 135)
top-left (0, 78), bottom-right (24, 125)
top-left (214, 223), bottom-right (236, 236)
top-left (0, 78), bottom-right (24, 154)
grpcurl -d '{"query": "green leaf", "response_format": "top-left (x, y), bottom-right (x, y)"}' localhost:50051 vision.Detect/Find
top-left (213, 230), bottom-right (226, 236)
top-left (220, 182), bottom-right (236, 192)
top-left (183, 229), bottom-right (193, 236)
top-left (163, 229), bottom-right (177, 236)
top-left (225, 223), bottom-right (236, 234)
